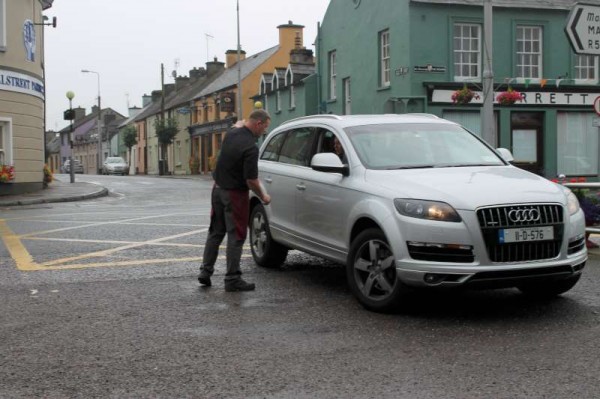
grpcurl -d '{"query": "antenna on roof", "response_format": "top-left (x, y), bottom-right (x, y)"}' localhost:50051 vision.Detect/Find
top-left (172, 58), bottom-right (180, 79)
top-left (205, 33), bottom-right (214, 64)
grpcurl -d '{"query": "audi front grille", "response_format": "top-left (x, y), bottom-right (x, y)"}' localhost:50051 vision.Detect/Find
top-left (477, 204), bottom-right (564, 263)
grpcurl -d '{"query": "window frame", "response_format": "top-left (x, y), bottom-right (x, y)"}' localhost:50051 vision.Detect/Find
top-left (0, 117), bottom-right (12, 165)
top-left (515, 25), bottom-right (543, 81)
top-left (0, 0), bottom-right (6, 52)
top-left (289, 85), bottom-right (296, 109)
top-left (574, 54), bottom-right (599, 83)
top-left (453, 23), bottom-right (482, 82)
top-left (379, 29), bottom-right (390, 88)
top-left (329, 50), bottom-right (337, 100)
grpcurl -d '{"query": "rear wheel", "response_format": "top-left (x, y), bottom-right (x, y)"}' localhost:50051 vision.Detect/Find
top-left (249, 204), bottom-right (288, 268)
top-left (517, 274), bottom-right (581, 298)
top-left (347, 228), bottom-right (407, 312)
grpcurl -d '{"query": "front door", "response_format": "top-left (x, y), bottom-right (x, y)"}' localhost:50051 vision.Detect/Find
top-left (511, 112), bottom-right (544, 175)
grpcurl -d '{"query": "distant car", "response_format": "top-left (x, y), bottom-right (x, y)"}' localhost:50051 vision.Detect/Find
top-left (102, 157), bottom-right (128, 175)
top-left (61, 159), bottom-right (84, 174)
top-left (248, 114), bottom-right (587, 312)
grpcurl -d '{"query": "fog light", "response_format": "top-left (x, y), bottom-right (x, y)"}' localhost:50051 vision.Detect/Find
top-left (424, 273), bottom-right (447, 284)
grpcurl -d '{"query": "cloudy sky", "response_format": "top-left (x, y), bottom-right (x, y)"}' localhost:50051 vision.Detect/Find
top-left (44, 0), bottom-right (330, 131)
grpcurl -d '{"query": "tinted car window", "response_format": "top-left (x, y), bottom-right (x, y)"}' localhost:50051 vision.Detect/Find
top-left (278, 128), bottom-right (315, 166)
top-left (261, 131), bottom-right (287, 161)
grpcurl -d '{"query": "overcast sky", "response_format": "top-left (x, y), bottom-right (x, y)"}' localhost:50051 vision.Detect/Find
top-left (44, 0), bottom-right (330, 131)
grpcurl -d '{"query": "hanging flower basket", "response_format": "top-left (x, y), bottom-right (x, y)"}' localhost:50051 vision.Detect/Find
top-left (0, 164), bottom-right (15, 183)
top-left (451, 85), bottom-right (479, 105)
top-left (496, 88), bottom-right (523, 105)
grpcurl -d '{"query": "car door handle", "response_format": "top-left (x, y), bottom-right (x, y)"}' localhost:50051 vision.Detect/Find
top-left (296, 183), bottom-right (306, 191)
top-left (264, 177), bottom-right (273, 184)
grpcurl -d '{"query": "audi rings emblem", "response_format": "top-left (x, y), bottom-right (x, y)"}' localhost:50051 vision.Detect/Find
top-left (508, 209), bottom-right (540, 223)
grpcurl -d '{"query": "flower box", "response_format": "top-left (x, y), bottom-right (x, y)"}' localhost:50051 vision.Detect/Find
top-left (451, 86), bottom-right (479, 105)
top-left (496, 88), bottom-right (523, 105)
top-left (0, 164), bottom-right (15, 183)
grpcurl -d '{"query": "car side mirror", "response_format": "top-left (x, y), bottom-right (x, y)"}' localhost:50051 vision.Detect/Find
top-left (496, 148), bottom-right (514, 163)
top-left (311, 153), bottom-right (349, 176)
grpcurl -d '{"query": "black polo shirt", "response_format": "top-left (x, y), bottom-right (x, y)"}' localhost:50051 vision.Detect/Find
top-left (213, 126), bottom-right (259, 190)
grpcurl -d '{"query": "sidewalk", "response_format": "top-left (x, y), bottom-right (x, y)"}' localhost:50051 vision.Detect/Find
top-left (0, 178), bottom-right (108, 207)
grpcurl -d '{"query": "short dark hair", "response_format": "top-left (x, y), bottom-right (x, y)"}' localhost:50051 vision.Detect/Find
top-left (249, 109), bottom-right (271, 123)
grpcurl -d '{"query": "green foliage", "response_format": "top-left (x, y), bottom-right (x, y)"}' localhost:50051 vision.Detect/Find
top-left (154, 117), bottom-right (179, 145)
top-left (122, 125), bottom-right (138, 149)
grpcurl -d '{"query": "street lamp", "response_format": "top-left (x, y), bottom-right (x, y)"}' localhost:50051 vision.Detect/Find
top-left (236, 0), bottom-right (243, 118)
top-left (65, 90), bottom-right (75, 183)
top-left (81, 69), bottom-right (102, 174)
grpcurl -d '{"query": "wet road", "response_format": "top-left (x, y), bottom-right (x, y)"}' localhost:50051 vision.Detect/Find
top-left (1, 174), bottom-right (599, 398)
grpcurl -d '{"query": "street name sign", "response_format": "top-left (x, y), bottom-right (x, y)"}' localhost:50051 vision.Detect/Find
top-left (565, 3), bottom-right (600, 55)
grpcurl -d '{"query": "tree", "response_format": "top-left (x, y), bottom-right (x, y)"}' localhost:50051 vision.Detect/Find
top-left (153, 117), bottom-right (179, 173)
top-left (122, 125), bottom-right (138, 170)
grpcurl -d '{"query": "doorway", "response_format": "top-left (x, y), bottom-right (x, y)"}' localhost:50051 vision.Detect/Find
top-left (511, 112), bottom-right (544, 175)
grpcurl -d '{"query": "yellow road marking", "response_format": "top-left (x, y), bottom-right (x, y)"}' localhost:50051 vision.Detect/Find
top-left (0, 219), bottom-right (37, 271)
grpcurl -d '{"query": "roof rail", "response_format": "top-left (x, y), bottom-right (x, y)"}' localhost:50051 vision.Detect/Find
top-left (281, 114), bottom-right (343, 125)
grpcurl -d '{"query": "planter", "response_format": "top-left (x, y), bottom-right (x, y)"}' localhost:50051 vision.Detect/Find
top-left (496, 88), bottom-right (523, 105)
top-left (451, 86), bottom-right (476, 105)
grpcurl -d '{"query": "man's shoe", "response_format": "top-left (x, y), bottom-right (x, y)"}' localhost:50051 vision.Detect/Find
top-left (198, 275), bottom-right (212, 287)
top-left (224, 279), bottom-right (255, 292)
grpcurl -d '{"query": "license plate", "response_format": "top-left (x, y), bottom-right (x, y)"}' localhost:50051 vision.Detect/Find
top-left (498, 226), bottom-right (554, 244)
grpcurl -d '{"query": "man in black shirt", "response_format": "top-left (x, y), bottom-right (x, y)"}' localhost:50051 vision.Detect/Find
top-left (198, 109), bottom-right (271, 291)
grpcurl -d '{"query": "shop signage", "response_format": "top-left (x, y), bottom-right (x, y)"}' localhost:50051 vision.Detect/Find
top-left (220, 92), bottom-right (235, 113)
top-left (0, 69), bottom-right (44, 99)
top-left (432, 89), bottom-right (600, 106)
top-left (594, 96), bottom-right (600, 116)
top-left (414, 65), bottom-right (446, 73)
top-left (565, 3), bottom-right (600, 55)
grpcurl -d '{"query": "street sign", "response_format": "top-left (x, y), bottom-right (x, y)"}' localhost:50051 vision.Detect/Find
top-left (594, 96), bottom-right (600, 116)
top-left (565, 3), bottom-right (600, 55)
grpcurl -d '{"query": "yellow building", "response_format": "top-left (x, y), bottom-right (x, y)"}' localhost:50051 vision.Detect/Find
top-left (0, 0), bottom-right (53, 195)
top-left (188, 21), bottom-right (306, 174)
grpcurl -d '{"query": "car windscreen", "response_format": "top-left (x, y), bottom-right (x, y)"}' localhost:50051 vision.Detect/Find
top-left (344, 123), bottom-right (505, 170)
top-left (106, 158), bottom-right (125, 163)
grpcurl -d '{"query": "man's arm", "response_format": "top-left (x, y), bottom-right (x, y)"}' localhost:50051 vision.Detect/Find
top-left (247, 178), bottom-right (271, 205)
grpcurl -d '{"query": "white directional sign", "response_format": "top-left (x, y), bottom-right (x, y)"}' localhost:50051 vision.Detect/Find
top-left (565, 3), bottom-right (600, 55)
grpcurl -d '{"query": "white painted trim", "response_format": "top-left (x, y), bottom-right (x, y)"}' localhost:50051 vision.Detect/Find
top-left (0, 117), bottom-right (13, 165)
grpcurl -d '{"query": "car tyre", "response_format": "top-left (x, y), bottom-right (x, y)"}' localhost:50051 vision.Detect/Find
top-left (347, 228), bottom-right (407, 312)
top-left (517, 274), bottom-right (581, 298)
top-left (249, 204), bottom-right (288, 268)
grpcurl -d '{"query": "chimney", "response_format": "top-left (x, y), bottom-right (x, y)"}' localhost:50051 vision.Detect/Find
top-left (91, 105), bottom-right (99, 115)
top-left (175, 75), bottom-right (190, 91)
top-left (128, 107), bottom-right (142, 118)
top-left (206, 57), bottom-right (225, 77)
top-left (277, 21), bottom-right (304, 51)
top-left (164, 83), bottom-right (175, 97)
top-left (73, 106), bottom-right (86, 121)
top-left (290, 48), bottom-right (314, 65)
top-left (142, 94), bottom-right (152, 107)
top-left (151, 90), bottom-right (162, 103)
top-left (189, 67), bottom-right (207, 81)
top-left (225, 49), bottom-right (246, 68)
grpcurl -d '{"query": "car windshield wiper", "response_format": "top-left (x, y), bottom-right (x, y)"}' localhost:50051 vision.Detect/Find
top-left (442, 163), bottom-right (500, 168)
top-left (385, 165), bottom-right (435, 170)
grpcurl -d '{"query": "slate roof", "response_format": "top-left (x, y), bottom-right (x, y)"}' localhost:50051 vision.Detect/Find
top-left (411, 0), bottom-right (600, 9)
top-left (287, 63), bottom-right (316, 85)
top-left (193, 45), bottom-right (279, 99)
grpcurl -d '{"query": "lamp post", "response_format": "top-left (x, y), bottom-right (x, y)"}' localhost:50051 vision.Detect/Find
top-left (81, 69), bottom-right (102, 174)
top-left (65, 91), bottom-right (75, 183)
top-left (236, 0), bottom-right (243, 118)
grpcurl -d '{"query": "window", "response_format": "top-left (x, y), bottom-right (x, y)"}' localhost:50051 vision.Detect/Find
top-left (575, 54), bottom-right (598, 82)
top-left (0, 118), bottom-right (12, 165)
top-left (290, 85), bottom-right (296, 109)
top-left (261, 131), bottom-right (287, 161)
top-left (343, 77), bottom-right (351, 115)
top-left (0, 0), bottom-right (5, 51)
top-left (329, 50), bottom-right (337, 100)
top-left (278, 128), bottom-right (315, 166)
top-left (453, 23), bottom-right (481, 81)
top-left (380, 30), bottom-right (390, 87)
top-left (557, 112), bottom-right (598, 175)
top-left (516, 25), bottom-right (542, 79)
top-left (276, 91), bottom-right (281, 112)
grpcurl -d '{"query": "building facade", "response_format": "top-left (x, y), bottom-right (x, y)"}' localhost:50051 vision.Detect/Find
top-left (0, 0), bottom-right (53, 194)
top-left (317, 0), bottom-right (600, 179)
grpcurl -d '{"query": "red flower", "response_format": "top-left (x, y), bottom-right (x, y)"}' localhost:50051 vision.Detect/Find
top-left (0, 164), bottom-right (15, 183)
top-left (496, 88), bottom-right (523, 105)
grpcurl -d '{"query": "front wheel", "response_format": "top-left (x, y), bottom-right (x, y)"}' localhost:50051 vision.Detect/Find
top-left (347, 228), bottom-right (407, 312)
top-left (517, 274), bottom-right (581, 298)
top-left (249, 204), bottom-right (288, 268)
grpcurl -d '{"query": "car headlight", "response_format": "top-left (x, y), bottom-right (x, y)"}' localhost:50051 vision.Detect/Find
top-left (566, 189), bottom-right (580, 215)
top-left (394, 199), bottom-right (462, 222)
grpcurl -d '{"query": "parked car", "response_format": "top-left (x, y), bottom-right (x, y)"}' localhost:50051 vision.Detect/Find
top-left (249, 114), bottom-right (587, 312)
top-left (61, 159), bottom-right (83, 174)
top-left (102, 157), bottom-right (128, 175)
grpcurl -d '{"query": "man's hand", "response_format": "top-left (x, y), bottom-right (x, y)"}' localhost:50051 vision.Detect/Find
top-left (261, 193), bottom-right (271, 205)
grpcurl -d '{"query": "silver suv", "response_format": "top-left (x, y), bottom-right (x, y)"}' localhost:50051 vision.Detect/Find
top-left (249, 114), bottom-right (587, 312)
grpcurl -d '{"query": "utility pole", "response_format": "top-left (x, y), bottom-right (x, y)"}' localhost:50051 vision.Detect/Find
top-left (160, 63), bottom-right (166, 175)
top-left (236, 0), bottom-right (243, 118)
top-left (481, 0), bottom-right (495, 146)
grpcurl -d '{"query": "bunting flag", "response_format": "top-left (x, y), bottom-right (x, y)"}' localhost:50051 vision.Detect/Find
top-left (556, 79), bottom-right (563, 88)
top-left (540, 78), bottom-right (547, 88)
top-left (524, 79), bottom-right (531, 88)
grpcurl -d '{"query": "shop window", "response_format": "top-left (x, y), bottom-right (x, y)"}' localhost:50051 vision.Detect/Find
top-left (557, 112), bottom-right (598, 176)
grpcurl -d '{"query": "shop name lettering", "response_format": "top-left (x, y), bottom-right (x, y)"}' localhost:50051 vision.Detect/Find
top-left (0, 74), bottom-right (44, 94)
top-left (520, 92), bottom-right (592, 105)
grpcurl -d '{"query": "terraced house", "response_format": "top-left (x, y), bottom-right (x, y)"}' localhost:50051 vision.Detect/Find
top-left (0, 0), bottom-right (53, 194)
top-left (310, 0), bottom-right (600, 179)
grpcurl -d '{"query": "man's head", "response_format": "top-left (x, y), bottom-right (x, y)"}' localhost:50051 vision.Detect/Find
top-left (245, 109), bottom-right (271, 137)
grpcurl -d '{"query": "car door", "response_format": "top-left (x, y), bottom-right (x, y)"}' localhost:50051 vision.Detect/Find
top-left (295, 127), bottom-right (353, 259)
top-left (259, 127), bottom-right (315, 242)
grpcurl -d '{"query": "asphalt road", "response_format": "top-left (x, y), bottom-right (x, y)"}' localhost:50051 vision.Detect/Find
top-left (1, 174), bottom-right (599, 399)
